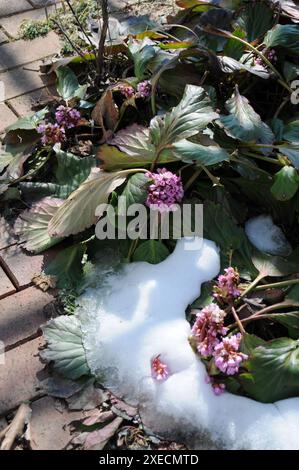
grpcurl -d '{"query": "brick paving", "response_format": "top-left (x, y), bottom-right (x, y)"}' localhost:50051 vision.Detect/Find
top-left (0, 0), bottom-right (66, 447)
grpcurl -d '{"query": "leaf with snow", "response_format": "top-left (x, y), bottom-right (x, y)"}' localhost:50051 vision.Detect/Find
top-left (41, 315), bottom-right (90, 380)
top-left (219, 88), bottom-right (274, 143)
top-left (14, 197), bottom-right (64, 253)
top-left (48, 168), bottom-right (135, 237)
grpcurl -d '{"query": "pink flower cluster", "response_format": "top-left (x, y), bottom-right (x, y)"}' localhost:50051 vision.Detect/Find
top-left (214, 334), bottom-right (248, 376)
top-left (213, 267), bottom-right (240, 304)
top-left (255, 49), bottom-right (277, 65)
top-left (191, 304), bottom-right (227, 358)
top-left (118, 81), bottom-right (151, 100)
top-left (145, 168), bottom-right (184, 212)
top-left (136, 80), bottom-right (151, 99)
top-left (151, 355), bottom-right (169, 381)
top-left (38, 105), bottom-right (81, 146)
top-left (118, 83), bottom-right (135, 99)
top-left (205, 375), bottom-right (226, 396)
top-left (37, 123), bottom-right (66, 146)
top-left (55, 105), bottom-right (81, 128)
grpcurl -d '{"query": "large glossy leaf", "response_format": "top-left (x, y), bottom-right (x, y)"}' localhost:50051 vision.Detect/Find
top-left (14, 197), bottom-right (64, 253)
top-left (283, 120), bottom-right (299, 143)
top-left (264, 24), bottom-right (299, 55)
top-left (45, 243), bottom-right (86, 289)
top-left (219, 88), bottom-right (274, 143)
top-left (41, 315), bottom-right (90, 380)
top-left (132, 239), bottom-right (170, 264)
top-left (270, 312), bottom-right (299, 340)
top-left (241, 1), bottom-right (274, 42)
top-left (56, 66), bottom-right (87, 101)
top-left (241, 337), bottom-right (299, 402)
top-left (121, 173), bottom-right (149, 206)
top-left (271, 166), bottom-right (299, 201)
top-left (149, 84), bottom-right (218, 148)
top-left (48, 168), bottom-right (135, 237)
top-left (251, 250), bottom-right (298, 277)
top-left (0, 151), bottom-right (14, 173)
top-left (54, 145), bottom-right (96, 188)
top-left (278, 145), bottom-right (299, 169)
top-left (172, 139), bottom-right (229, 166)
top-left (217, 56), bottom-right (269, 79)
top-left (128, 38), bottom-right (157, 80)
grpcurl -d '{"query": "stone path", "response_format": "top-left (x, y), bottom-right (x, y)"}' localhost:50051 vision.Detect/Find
top-left (0, 0), bottom-right (83, 449)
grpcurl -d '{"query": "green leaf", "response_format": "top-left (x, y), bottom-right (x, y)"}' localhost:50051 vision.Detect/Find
top-left (223, 28), bottom-right (246, 60)
top-left (42, 315), bottom-right (90, 380)
top-left (241, 337), bottom-right (299, 402)
top-left (241, 1), bottom-right (274, 42)
top-left (121, 173), bottom-right (149, 206)
top-left (219, 88), bottom-right (274, 143)
top-left (283, 120), bottom-right (299, 143)
top-left (128, 39), bottom-right (157, 80)
top-left (5, 107), bottom-right (48, 131)
top-left (45, 243), bottom-right (86, 289)
top-left (48, 168), bottom-right (135, 237)
top-left (14, 197), bottom-right (64, 253)
top-left (270, 312), bottom-right (299, 340)
top-left (133, 240), bottom-right (170, 264)
top-left (251, 250), bottom-right (297, 278)
top-left (172, 139), bottom-right (229, 166)
top-left (217, 56), bottom-right (269, 79)
top-left (264, 24), bottom-right (299, 55)
top-left (278, 145), bottom-right (299, 169)
top-left (0, 151), bottom-right (14, 173)
top-left (150, 84), bottom-right (218, 148)
top-left (241, 333), bottom-right (266, 356)
top-left (271, 166), bottom-right (299, 201)
top-left (56, 66), bottom-right (83, 101)
top-left (54, 145), bottom-right (96, 189)
top-left (286, 284), bottom-right (299, 303)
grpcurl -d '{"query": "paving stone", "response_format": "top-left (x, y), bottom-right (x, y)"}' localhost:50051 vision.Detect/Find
top-left (0, 217), bottom-right (16, 250)
top-left (0, 266), bottom-right (16, 298)
top-left (0, 286), bottom-right (56, 348)
top-left (0, 31), bottom-right (60, 72)
top-left (0, 4), bottom-right (57, 38)
top-left (0, 244), bottom-right (57, 288)
top-left (0, 337), bottom-right (45, 415)
top-left (0, 1), bottom-right (32, 19)
top-left (0, 60), bottom-right (56, 100)
top-left (0, 103), bottom-right (18, 133)
top-left (8, 86), bottom-right (56, 117)
top-left (30, 0), bottom-right (57, 8)
top-left (30, 396), bottom-right (83, 450)
top-left (0, 29), bottom-right (9, 44)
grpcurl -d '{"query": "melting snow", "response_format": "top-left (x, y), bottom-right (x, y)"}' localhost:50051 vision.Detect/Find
top-left (76, 238), bottom-right (299, 449)
top-left (245, 214), bottom-right (292, 256)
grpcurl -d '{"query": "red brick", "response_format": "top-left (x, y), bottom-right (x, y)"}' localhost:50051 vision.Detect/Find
top-left (0, 337), bottom-right (45, 415)
top-left (0, 266), bottom-right (16, 298)
top-left (0, 31), bottom-right (60, 72)
top-left (30, 396), bottom-right (83, 450)
top-left (0, 286), bottom-right (56, 348)
top-left (0, 244), bottom-right (56, 288)
top-left (7, 86), bottom-right (57, 117)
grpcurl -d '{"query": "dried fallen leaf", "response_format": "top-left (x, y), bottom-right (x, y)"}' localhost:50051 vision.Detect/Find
top-left (91, 89), bottom-right (119, 141)
top-left (84, 416), bottom-right (123, 450)
top-left (32, 273), bottom-right (57, 291)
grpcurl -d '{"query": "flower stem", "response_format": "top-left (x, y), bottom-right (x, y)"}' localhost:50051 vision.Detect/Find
top-left (254, 278), bottom-right (299, 290)
top-left (239, 272), bottom-right (265, 299)
top-left (231, 306), bottom-right (246, 335)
